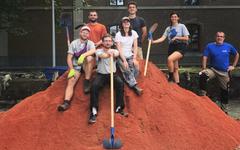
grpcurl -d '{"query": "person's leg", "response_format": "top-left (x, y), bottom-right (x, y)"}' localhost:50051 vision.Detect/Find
top-left (127, 58), bottom-right (143, 95)
top-left (114, 75), bottom-right (128, 116)
top-left (83, 56), bottom-right (95, 93)
top-left (127, 57), bottom-right (139, 78)
top-left (117, 58), bottom-right (137, 87)
top-left (58, 70), bottom-right (80, 111)
top-left (137, 47), bottom-right (143, 60)
top-left (89, 73), bottom-right (106, 123)
top-left (167, 51), bottom-right (182, 82)
top-left (173, 60), bottom-right (180, 84)
top-left (114, 75), bottom-right (124, 109)
top-left (216, 70), bottom-right (230, 113)
top-left (198, 68), bottom-right (215, 96)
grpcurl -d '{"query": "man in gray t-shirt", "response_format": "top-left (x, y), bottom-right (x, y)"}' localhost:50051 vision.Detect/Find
top-left (89, 34), bottom-right (127, 124)
top-left (58, 26), bottom-right (96, 112)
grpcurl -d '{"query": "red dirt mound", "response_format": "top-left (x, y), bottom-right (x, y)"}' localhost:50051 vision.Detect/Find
top-left (0, 61), bottom-right (240, 150)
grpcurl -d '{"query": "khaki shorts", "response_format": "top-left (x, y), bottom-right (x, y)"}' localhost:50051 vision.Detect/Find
top-left (201, 68), bottom-right (229, 90)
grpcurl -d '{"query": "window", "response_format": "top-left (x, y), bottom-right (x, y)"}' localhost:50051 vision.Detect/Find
top-left (110, 0), bottom-right (124, 6)
top-left (184, 0), bottom-right (199, 5)
top-left (186, 24), bottom-right (200, 51)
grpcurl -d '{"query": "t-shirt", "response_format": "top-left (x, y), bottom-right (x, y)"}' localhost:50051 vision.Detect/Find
top-left (115, 30), bottom-right (139, 58)
top-left (203, 42), bottom-right (237, 72)
top-left (87, 23), bottom-right (107, 44)
top-left (129, 16), bottom-right (146, 47)
top-left (68, 39), bottom-right (95, 67)
top-left (163, 23), bottom-right (190, 44)
top-left (95, 49), bottom-right (119, 74)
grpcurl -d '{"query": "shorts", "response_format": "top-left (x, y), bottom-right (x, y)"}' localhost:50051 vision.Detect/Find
top-left (201, 68), bottom-right (229, 90)
top-left (168, 42), bottom-right (187, 56)
top-left (73, 65), bottom-right (83, 73)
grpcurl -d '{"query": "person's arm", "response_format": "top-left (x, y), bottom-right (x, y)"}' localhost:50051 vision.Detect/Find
top-left (232, 52), bottom-right (239, 67)
top-left (141, 26), bottom-right (147, 44)
top-left (95, 25), bottom-right (108, 47)
top-left (228, 52), bottom-right (239, 71)
top-left (133, 38), bottom-right (138, 60)
top-left (82, 41), bottom-right (96, 57)
top-left (67, 54), bottom-right (74, 69)
top-left (116, 42), bottom-right (127, 62)
top-left (116, 42), bottom-right (129, 69)
top-left (172, 35), bottom-right (189, 42)
top-left (172, 24), bottom-right (190, 42)
top-left (152, 35), bottom-right (167, 44)
top-left (82, 48), bottom-right (96, 58)
top-left (95, 41), bottom-right (102, 47)
top-left (77, 41), bottom-right (96, 65)
top-left (202, 56), bottom-right (208, 70)
top-left (98, 49), bottom-right (119, 59)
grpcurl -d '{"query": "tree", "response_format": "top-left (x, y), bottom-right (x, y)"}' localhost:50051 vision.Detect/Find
top-left (0, 0), bottom-right (27, 35)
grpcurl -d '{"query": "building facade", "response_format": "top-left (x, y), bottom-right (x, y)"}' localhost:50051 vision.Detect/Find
top-left (0, 0), bottom-right (239, 67)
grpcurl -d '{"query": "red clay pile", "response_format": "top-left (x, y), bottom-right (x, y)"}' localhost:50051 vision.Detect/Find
top-left (0, 62), bottom-right (240, 150)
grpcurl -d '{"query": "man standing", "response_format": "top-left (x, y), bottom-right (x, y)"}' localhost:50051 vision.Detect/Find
top-left (199, 32), bottom-right (239, 113)
top-left (128, 1), bottom-right (147, 59)
top-left (87, 10), bottom-right (107, 48)
top-left (57, 26), bottom-right (96, 111)
top-left (89, 34), bottom-right (126, 123)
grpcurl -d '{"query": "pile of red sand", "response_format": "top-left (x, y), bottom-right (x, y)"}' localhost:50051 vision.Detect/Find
top-left (0, 61), bottom-right (240, 150)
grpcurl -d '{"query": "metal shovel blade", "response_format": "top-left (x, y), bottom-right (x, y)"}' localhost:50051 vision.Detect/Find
top-left (103, 138), bottom-right (122, 149)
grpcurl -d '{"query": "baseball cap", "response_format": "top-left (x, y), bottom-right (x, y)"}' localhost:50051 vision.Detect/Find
top-left (121, 16), bottom-right (130, 22)
top-left (80, 26), bottom-right (91, 32)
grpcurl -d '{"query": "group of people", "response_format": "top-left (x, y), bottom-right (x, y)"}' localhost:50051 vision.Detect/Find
top-left (57, 1), bottom-right (145, 123)
top-left (57, 0), bottom-right (239, 122)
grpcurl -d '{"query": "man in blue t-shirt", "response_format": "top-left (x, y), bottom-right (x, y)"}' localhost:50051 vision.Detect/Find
top-left (198, 32), bottom-right (239, 113)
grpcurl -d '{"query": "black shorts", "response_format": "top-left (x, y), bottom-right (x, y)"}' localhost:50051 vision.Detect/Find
top-left (168, 42), bottom-right (187, 56)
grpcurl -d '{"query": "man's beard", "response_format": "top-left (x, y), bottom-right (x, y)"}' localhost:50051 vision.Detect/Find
top-left (104, 44), bottom-right (111, 49)
top-left (89, 19), bottom-right (97, 23)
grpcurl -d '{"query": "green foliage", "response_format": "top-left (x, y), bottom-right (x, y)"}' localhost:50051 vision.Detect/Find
top-left (0, 0), bottom-right (27, 35)
top-left (44, 0), bottom-right (63, 32)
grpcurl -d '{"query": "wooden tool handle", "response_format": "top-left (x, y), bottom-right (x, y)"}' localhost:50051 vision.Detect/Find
top-left (144, 40), bottom-right (152, 76)
top-left (110, 56), bottom-right (114, 127)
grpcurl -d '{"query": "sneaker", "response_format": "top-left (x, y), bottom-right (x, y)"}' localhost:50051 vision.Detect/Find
top-left (88, 113), bottom-right (97, 124)
top-left (57, 101), bottom-right (70, 112)
top-left (84, 79), bottom-right (91, 94)
top-left (198, 90), bottom-right (207, 96)
top-left (168, 77), bottom-right (175, 83)
top-left (221, 103), bottom-right (229, 114)
top-left (132, 85), bottom-right (143, 96)
top-left (116, 107), bottom-right (128, 117)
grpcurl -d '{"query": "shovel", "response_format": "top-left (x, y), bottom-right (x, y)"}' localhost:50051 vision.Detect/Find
top-left (144, 23), bottom-right (158, 76)
top-left (103, 55), bottom-right (122, 149)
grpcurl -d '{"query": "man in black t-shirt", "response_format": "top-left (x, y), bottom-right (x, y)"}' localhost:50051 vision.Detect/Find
top-left (128, 1), bottom-right (147, 60)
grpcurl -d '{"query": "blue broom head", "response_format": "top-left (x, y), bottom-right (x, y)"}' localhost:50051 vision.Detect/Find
top-left (103, 138), bottom-right (122, 149)
top-left (60, 13), bottom-right (72, 27)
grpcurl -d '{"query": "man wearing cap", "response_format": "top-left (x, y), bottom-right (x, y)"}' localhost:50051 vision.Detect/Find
top-left (87, 10), bottom-right (107, 48)
top-left (57, 26), bottom-right (96, 111)
top-left (127, 1), bottom-right (147, 59)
